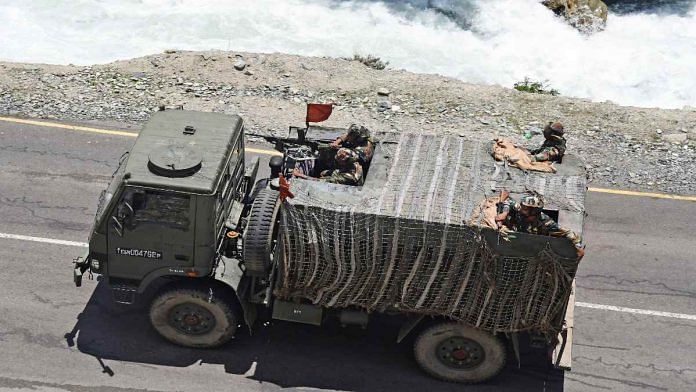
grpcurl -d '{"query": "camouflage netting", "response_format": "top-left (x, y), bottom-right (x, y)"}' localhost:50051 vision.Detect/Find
top-left (275, 133), bottom-right (587, 334)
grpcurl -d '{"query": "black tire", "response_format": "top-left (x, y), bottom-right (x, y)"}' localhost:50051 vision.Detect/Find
top-left (243, 187), bottom-right (281, 275)
top-left (414, 322), bottom-right (506, 384)
top-left (150, 287), bottom-right (238, 348)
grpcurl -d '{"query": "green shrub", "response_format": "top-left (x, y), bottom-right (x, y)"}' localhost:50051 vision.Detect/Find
top-left (514, 77), bottom-right (560, 96)
top-left (349, 54), bottom-right (389, 70)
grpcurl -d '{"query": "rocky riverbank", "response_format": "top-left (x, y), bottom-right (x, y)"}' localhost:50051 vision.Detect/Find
top-left (1, 50), bottom-right (695, 194)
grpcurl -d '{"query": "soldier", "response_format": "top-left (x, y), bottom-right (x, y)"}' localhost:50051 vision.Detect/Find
top-left (496, 194), bottom-right (585, 258)
top-left (530, 121), bottom-right (567, 162)
top-left (330, 124), bottom-right (375, 166)
top-left (293, 148), bottom-right (364, 186)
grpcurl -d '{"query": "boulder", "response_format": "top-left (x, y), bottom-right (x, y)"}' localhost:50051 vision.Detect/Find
top-left (543, 0), bottom-right (608, 33)
top-left (233, 57), bottom-right (247, 71)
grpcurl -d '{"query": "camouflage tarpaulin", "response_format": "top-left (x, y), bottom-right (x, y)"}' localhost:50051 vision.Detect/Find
top-left (275, 133), bottom-right (587, 334)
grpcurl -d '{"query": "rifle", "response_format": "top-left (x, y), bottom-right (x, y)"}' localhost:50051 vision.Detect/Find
top-left (496, 190), bottom-right (511, 244)
top-left (247, 126), bottom-right (336, 154)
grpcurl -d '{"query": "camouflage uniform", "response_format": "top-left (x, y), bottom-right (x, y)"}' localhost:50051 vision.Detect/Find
top-left (530, 136), bottom-right (566, 163)
top-left (530, 122), bottom-right (567, 163)
top-left (318, 148), bottom-right (364, 186)
top-left (499, 199), bottom-right (582, 246)
top-left (319, 163), bottom-right (364, 186)
top-left (339, 124), bottom-right (375, 166)
top-left (343, 138), bottom-right (374, 166)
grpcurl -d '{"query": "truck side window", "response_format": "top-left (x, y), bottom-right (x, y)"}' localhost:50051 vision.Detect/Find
top-left (132, 191), bottom-right (147, 211)
top-left (130, 190), bottom-right (191, 231)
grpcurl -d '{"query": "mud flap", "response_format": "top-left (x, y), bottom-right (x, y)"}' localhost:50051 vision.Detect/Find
top-left (397, 315), bottom-right (425, 343)
top-left (553, 279), bottom-right (575, 370)
top-left (511, 332), bottom-right (521, 368)
top-left (214, 257), bottom-right (257, 333)
top-left (235, 276), bottom-right (258, 332)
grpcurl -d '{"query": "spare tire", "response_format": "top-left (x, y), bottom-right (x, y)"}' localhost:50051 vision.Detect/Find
top-left (243, 187), bottom-right (281, 276)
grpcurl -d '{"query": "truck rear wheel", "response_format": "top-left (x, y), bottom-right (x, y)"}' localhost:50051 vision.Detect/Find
top-left (414, 322), bottom-right (506, 383)
top-left (150, 287), bottom-right (238, 348)
top-left (243, 187), bottom-right (281, 275)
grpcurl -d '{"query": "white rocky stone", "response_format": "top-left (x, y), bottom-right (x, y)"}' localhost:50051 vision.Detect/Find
top-left (663, 133), bottom-right (687, 144)
top-left (233, 59), bottom-right (247, 71)
top-left (543, 0), bottom-right (608, 33)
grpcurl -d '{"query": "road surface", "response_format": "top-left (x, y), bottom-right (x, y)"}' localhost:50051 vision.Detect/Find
top-left (0, 117), bottom-right (694, 391)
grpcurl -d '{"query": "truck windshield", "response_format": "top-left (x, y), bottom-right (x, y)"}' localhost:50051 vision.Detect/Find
top-left (94, 153), bottom-right (128, 227)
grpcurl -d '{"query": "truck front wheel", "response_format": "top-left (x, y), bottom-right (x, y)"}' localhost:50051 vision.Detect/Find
top-left (150, 287), bottom-right (238, 348)
top-left (414, 322), bottom-right (506, 383)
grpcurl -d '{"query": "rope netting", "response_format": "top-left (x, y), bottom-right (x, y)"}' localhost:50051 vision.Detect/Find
top-left (273, 133), bottom-right (584, 334)
top-left (276, 207), bottom-right (576, 333)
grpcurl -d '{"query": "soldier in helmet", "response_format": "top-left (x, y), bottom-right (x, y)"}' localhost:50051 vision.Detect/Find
top-left (530, 121), bottom-right (567, 162)
top-left (330, 124), bottom-right (375, 166)
top-left (293, 147), bottom-right (364, 186)
top-left (496, 194), bottom-right (585, 258)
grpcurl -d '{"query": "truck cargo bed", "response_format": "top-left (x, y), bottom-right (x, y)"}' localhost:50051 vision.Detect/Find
top-left (275, 132), bottom-right (587, 335)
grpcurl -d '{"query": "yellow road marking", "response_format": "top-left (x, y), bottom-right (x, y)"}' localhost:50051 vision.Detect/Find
top-left (588, 187), bottom-right (696, 202)
top-left (2, 116), bottom-right (695, 201)
top-left (0, 115), bottom-right (283, 156)
top-left (0, 116), bottom-right (138, 137)
top-left (246, 147), bottom-right (283, 156)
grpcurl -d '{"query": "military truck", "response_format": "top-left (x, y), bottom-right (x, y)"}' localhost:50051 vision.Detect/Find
top-left (74, 107), bottom-right (584, 383)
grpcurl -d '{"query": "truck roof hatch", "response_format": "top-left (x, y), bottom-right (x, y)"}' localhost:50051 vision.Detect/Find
top-left (148, 144), bottom-right (202, 178)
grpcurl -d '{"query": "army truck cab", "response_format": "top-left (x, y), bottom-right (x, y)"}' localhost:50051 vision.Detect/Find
top-left (76, 110), bottom-right (259, 345)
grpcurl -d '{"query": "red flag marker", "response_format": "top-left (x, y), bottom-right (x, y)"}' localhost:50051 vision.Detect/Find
top-left (278, 175), bottom-right (294, 202)
top-left (306, 103), bottom-right (333, 124)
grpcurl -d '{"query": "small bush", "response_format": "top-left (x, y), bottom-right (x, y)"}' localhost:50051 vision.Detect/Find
top-left (514, 77), bottom-right (560, 96)
top-left (350, 54), bottom-right (389, 70)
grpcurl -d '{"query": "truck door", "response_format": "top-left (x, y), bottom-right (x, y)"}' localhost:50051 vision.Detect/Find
top-left (107, 187), bottom-right (195, 280)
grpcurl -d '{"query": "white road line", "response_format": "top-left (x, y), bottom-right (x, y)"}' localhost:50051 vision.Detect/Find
top-left (0, 232), bottom-right (88, 248)
top-left (576, 302), bottom-right (696, 321)
top-left (2, 231), bottom-right (696, 322)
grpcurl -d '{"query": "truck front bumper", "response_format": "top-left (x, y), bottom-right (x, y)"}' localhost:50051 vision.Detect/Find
top-left (73, 251), bottom-right (90, 287)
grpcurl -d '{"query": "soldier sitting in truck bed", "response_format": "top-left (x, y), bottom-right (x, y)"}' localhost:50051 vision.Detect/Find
top-left (529, 122), bottom-right (567, 163)
top-left (496, 194), bottom-right (585, 258)
top-left (330, 124), bottom-right (375, 167)
top-left (293, 147), bottom-right (364, 186)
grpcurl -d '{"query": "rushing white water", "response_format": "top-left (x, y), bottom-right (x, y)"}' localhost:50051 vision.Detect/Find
top-left (0, 0), bottom-right (695, 109)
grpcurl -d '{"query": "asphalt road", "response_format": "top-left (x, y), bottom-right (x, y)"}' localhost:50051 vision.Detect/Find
top-left (1, 118), bottom-right (695, 392)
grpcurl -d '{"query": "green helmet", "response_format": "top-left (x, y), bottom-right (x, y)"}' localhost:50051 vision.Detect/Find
top-left (543, 122), bottom-right (564, 140)
top-left (347, 124), bottom-right (371, 143)
top-left (520, 195), bottom-right (544, 209)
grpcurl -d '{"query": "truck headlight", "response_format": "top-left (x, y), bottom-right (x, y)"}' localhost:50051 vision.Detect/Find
top-left (90, 259), bottom-right (101, 271)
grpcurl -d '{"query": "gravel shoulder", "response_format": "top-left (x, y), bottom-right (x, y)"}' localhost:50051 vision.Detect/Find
top-left (1, 50), bottom-right (695, 194)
